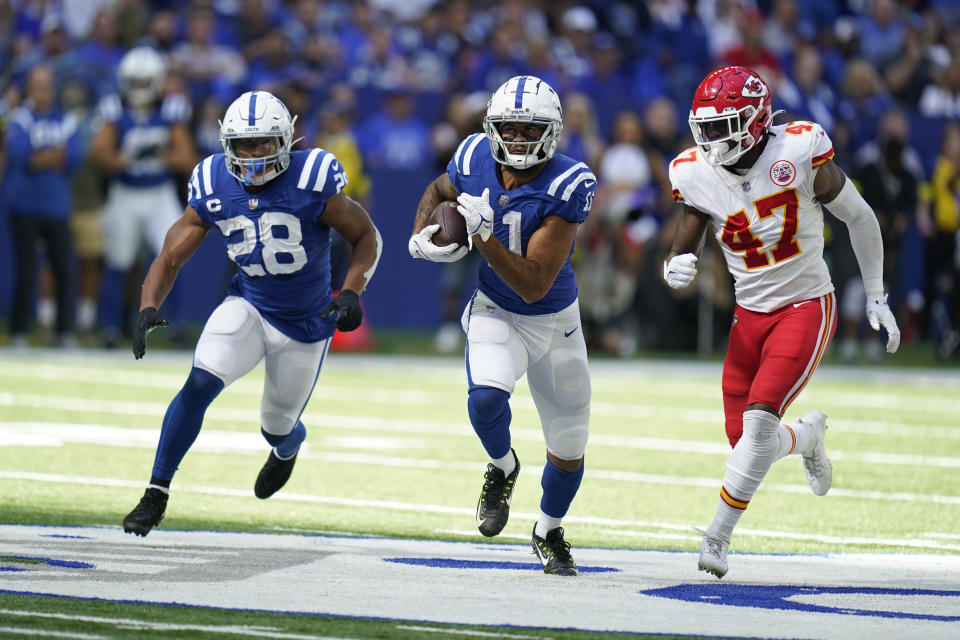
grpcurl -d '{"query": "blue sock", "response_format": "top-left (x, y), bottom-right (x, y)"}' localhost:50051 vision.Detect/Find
top-left (262, 421), bottom-right (306, 458)
top-left (99, 268), bottom-right (128, 333)
top-left (540, 457), bottom-right (584, 519)
top-left (467, 386), bottom-right (511, 460)
top-left (151, 367), bottom-right (224, 481)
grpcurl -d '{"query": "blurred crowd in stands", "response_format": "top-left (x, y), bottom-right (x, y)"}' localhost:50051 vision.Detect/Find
top-left (1, 0), bottom-right (959, 361)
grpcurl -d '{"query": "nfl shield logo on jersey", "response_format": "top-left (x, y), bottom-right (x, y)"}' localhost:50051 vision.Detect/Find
top-left (499, 193), bottom-right (509, 206)
top-left (770, 160), bottom-right (796, 186)
top-left (741, 181), bottom-right (751, 193)
top-left (248, 198), bottom-right (259, 210)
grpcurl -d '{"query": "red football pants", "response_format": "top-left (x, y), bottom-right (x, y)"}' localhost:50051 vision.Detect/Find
top-left (722, 292), bottom-right (836, 446)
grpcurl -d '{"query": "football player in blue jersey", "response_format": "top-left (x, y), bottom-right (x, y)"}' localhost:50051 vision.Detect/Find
top-left (122, 90), bottom-right (382, 537)
top-left (89, 47), bottom-right (198, 346)
top-left (409, 76), bottom-right (595, 576)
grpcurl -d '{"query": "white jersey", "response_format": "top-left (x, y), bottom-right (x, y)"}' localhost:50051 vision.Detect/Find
top-left (669, 121), bottom-right (836, 312)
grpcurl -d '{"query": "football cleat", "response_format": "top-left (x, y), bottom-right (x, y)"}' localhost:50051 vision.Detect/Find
top-left (123, 487), bottom-right (168, 537)
top-left (531, 525), bottom-right (578, 576)
top-left (799, 410), bottom-right (832, 496)
top-left (695, 527), bottom-right (729, 579)
top-left (255, 449), bottom-right (298, 499)
top-left (476, 450), bottom-right (520, 537)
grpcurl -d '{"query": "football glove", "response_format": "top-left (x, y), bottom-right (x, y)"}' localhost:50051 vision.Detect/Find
top-left (133, 307), bottom-right (169, 359)
top-left (663, 253), bottom-right (698, 289)
top-left (866, 293), bottom-right (900, 353)
top-left (408, 224), bottom-right (469, 263)
top-left (456, 187), bottom-right (493, 250)
top-left (321, 290), bottom-right (363, 331)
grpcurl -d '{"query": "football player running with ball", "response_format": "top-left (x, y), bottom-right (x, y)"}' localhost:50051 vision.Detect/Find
top-left (122, 91), bottom-right (382, 536)
top-left (664, 67), bottom-right (900, 578)
top-left (409, 76), bottom-right (595, 576)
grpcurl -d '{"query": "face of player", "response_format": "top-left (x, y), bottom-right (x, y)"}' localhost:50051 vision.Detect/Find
top-left (498, 122), bottom-right (546, 155)
top-left (233, 136), bottom-right (278, 180)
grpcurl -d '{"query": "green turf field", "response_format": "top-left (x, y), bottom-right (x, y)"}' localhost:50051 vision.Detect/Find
top-left (1, 349), bottom-right (958, 638)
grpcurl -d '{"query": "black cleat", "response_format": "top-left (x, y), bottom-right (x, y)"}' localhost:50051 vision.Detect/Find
top-left (255, 449), bottom-right (298, 499)
top-left (476, 449), bottom-right (520, 537)
top-left (123, 488), bottom-right (168, 537)
top-left (532, 525), bottom-right (578, 576)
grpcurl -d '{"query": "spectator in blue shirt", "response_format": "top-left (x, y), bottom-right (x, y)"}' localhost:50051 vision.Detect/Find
top-left (356, 88), bottom-right (434, 170)
top-left (5, 64), bottom-right (85, 346)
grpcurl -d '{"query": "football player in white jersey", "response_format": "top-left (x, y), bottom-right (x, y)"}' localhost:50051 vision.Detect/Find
top-left (89, 47), bottom-right (197, 346)
top-left (664, 66), bottom-right (900, 579)
top-left (409, 76), bottom-right (595, 575)
top-left (122, 90), bottom-right (382, 537)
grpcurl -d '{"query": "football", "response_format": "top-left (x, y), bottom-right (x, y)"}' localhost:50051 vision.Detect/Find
top-left (427, 200), bottom-right (468, 249)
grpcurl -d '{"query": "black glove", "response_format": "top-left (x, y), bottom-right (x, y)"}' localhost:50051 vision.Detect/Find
top-left (320, 290), bottom-right (363, 331)
top-left (133, 307), bottom-right (169, 359)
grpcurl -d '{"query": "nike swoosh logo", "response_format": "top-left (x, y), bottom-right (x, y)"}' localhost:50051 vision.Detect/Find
top-left (584, 181), bottom-right (596, 188)
top-left (793, 301), bottom-right (812, 308)
top-left (564, 327), bottom-right (579, 338)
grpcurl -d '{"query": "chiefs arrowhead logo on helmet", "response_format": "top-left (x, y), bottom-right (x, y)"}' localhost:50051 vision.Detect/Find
top-left (742, 76), bottom-right (767, 98)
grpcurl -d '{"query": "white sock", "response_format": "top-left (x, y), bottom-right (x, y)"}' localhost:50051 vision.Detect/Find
top-left (535, 510), bottom-right (562, 539)
top-left (709, 409), bottom-right (780, 540)
top-left (37, 298), bottom-right (55, 328)
top-left (77, 297), bottom-right (97, 331)
top-left (491, 449), bottom-right (516, 476)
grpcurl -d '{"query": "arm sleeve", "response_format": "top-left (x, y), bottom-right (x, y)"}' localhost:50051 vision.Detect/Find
top-left (824, 177), bottom-right (885, 296)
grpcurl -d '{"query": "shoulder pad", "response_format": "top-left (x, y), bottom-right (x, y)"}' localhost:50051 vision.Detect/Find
top-left (188, 154), bottom-right (222, 202)
top-left (294, 148), bottom-right (346, 194)
top-left (161, 94), bottom-right (192, 123)
top-left (546, 160), bottom-right (596, 202)
top-left (452, 133), bottom-right (487, 177)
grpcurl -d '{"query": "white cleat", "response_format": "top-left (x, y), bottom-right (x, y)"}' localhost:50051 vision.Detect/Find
top-left (800, 410), bottom-right (832, 496)
top-left (694, 528), bottom-right (729, 579)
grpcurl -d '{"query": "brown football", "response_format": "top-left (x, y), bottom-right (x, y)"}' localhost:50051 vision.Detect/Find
top-left (427, 200), bottom-right (468, 248)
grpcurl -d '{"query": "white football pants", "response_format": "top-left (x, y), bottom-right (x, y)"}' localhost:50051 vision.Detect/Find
top-left (462, 290), bottom-right (591, 460)
top-left (194, 296), bottom-right (330, 437)
top-left (100, 181), bottom-right (182, 270)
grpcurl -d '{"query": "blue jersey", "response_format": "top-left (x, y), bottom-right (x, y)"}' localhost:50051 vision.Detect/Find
top-left (4, 106), bottom-right (85, 219)
top-left (447, 133), bottom-right (595, 315)
top-left (95, 93), bottom-right (191, 187)
top-left (188, 149), bottom-right (349, 343)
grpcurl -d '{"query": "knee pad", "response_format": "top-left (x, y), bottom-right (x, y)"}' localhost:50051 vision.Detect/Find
top-left (467, 386), bottom-right (512, 459)
top-left (182, 366), bottom-right (225, 404)
top-left (545, 418), bottom-right (589, 460)
top-left (551, 350), bottom-right (590, 411)
top-left (740, 409), bottom-right (780, 456)
top-left (467, 386), bottom-right (510, 429)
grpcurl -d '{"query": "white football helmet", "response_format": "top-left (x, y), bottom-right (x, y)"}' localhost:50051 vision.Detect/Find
top-left (483, 75), bottom-right (563, 170)
top-left (219, 91), bottom-right (299, 186)
top-left (118, 47), bottom-right (165, 108)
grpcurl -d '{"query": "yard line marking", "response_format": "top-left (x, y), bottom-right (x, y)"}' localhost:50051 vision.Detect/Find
top-left (2, 472), bottom-right (959, 551)
top-left (395, 625), bottom-right (549, 639)
top-left (5, 420), bottom-right (960, 473)
top-left (6, 364), bottom-right (960, 415)
top-left (0, 626), bottom-right (106, 639)
top-left (0, 609), bottom-right (359, 639)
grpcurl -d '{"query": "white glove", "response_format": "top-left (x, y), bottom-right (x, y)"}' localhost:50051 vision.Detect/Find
top-left (866, 293), bottom-right (900, 353)
top-left (408, 224), bottom-right (469, 263)
top-left (456, 187), bottom-right (493, 250)
top-left (663, 253), bottom-right (698, 289)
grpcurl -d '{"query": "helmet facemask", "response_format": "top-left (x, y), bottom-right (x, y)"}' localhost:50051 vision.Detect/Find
top-left (689, 105), bottom-right (762, 166)
top-left (483, 116), bottom-right (561, 170)
top-left (221, 132), bottom-right (292, 186)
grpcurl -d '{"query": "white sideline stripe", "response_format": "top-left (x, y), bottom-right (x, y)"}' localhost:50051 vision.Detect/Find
top-left (3, 471), bottom-right (959, 551)
top-left (4, 378), bottom-right (960, 437)
top-left (395, 625), bottom-right (548, 639)
top-left (5, 418), bottom-right (960, 473)
top-left (0, 610), bottom-right (351, 640)
top-left (8, 363), bottom-right (960, 414)
top-left (0, 626), bottom-right (105, 639)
